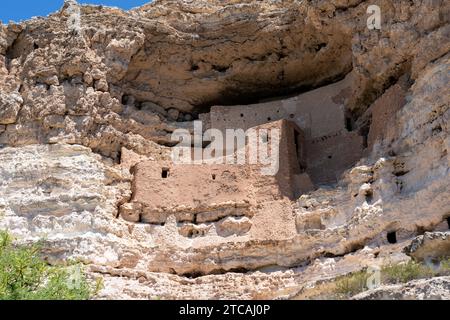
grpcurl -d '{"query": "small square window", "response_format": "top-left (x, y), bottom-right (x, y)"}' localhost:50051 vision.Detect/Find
top-left (162, 168), bottom-right (170, 179)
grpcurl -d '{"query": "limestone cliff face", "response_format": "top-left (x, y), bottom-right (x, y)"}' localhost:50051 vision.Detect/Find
top-left (0, 0), bottom-right (449, 299)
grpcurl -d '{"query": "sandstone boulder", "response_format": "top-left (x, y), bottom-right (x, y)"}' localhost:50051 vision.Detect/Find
top-left (0, 92), bottom-right (22, 124)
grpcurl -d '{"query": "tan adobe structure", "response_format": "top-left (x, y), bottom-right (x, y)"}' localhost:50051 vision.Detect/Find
top-left (367, 83), bottom-right (407, 150)
top-left (208, 74), bottom-right (352, 138)
top-left (206, 75), bottom-right (364, 185)
top-left (121, 120), bottom-right (314, 227)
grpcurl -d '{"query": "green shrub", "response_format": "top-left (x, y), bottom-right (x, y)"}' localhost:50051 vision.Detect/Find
top-left (0, 230), bottom-right (95, 300)
top-left (439, 257), bottom-right (450, 275)
top-left (334, 270), bottom-right (369, 298)
top-left (381, 260), bottom-right (435, 284)
top-left (333, 259), bottom-right (448, 299)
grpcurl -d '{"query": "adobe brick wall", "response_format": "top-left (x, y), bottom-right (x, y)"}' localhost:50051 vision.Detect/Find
top-left (275, 120), bottom-right (314, 198)
top-left (128, 120), bottom-right (311, 224)
top-left (132, 161), bottom-right (257, 224)
top-left (367, 84), bottom-right (407, 149)
top-left (207, 74), bottom-right (363, 186)
top-left (209, 74), bottom-right (352, 139)
top-left (305, 131), bottom-right (364, 185)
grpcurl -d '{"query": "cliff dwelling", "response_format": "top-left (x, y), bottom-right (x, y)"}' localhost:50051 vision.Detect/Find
top-left (1, 0), bottom-right (449, 300)
top-left (120, 74), bottom-right (365, 237)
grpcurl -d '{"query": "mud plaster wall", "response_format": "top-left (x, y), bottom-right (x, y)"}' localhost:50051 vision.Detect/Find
top-left (305, 131), bottom-right (364, 184)
top-left (208, 74), bottom-right (353, 139)
top-left (208, 74), bottom-right (363, 185)
top-left (367, 84), bottom-right (407, 150)
top-left (274, 120), bottom-right (314, 198)
top-left (131, 120), bottom-right (307, 222)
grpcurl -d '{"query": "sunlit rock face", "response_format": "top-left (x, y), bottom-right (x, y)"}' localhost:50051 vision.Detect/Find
top-left (0, 0), bottom-right (449, 299)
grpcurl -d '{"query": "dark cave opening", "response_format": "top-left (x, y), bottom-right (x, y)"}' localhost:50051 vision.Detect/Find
top-left (345, 117), bottom-right (353, 131)
top-left (365, 189), bottom-right (374, 203)
top-left (387, 231), bottom-right (397, 244)
top-left (359, 122), bottom-right (370, 149)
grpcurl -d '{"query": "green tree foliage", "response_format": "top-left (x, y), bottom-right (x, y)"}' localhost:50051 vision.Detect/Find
top-left (0, 231), bottom-right (96, 300)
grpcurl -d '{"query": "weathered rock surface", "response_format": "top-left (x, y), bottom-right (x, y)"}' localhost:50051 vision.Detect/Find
top-left (0, 0), bottom-right (449, 299)
top-left (353, 276), bottom-right (450, 300)
top-left (405, 232), bottom-right (450, 261)
top-left (0, 92), bottom-right (22, 124)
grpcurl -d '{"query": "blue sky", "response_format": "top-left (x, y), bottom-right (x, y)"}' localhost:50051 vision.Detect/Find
top-left (0, 0), bottom-right (151, 23)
